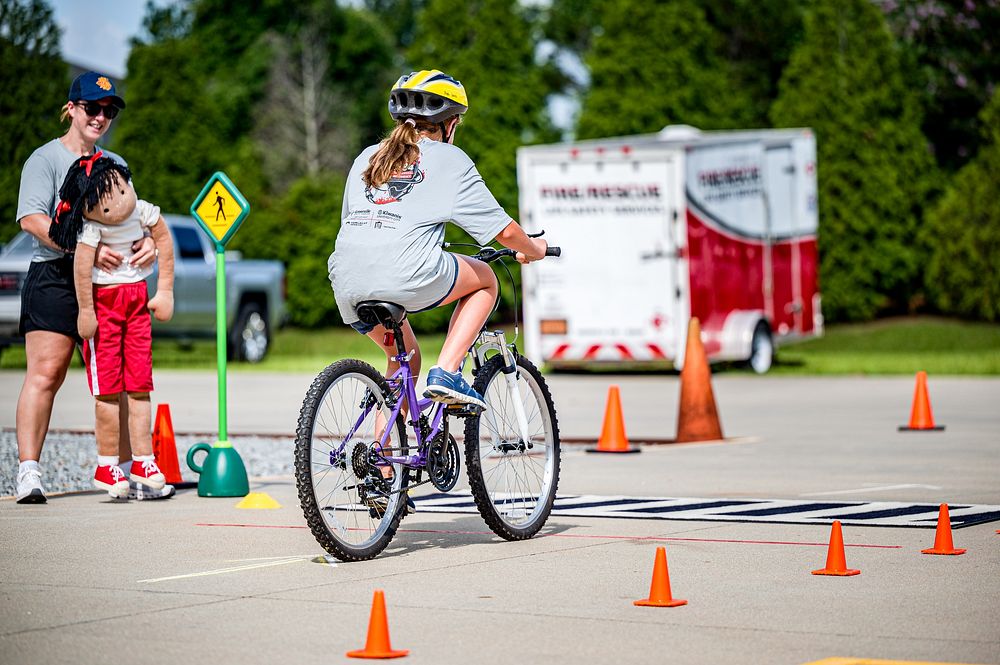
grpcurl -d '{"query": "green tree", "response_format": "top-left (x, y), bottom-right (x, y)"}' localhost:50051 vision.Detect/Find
top-left (115, 1), bottom-right (395, 329)
top-left (408, 0), bottom-right (551, 214)
top-left (0, 0), bottom-right (65, 243)
top-left (405, 0), bottom-right (552, 330)
top-left (576, 0), bottom-right (753, 139)
top-left (881, 0), bottom-right (1000, 172)
top-left (700, 0), bottom-right (808, 126)
top-left (233, 174), bottom-right (344, 327)
top-left (770, 0), bottom-right (937, 321)
top-left (113, 35), bottom-right (229, 211)
top-left (923, 90), bottom-right (1000, 321)
top-left (363, 0), bottom-right (427, 51)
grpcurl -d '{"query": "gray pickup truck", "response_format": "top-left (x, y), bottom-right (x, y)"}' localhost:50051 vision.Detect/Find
top-left (0, 214), bottom-right (286, 363)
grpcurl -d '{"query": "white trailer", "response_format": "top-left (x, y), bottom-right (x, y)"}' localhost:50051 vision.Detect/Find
top-left (517, 125), bottom-right (822, 373)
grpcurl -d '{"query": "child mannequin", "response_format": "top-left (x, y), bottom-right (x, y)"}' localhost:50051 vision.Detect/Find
top-left (51, 153), bottom-right (175, 498)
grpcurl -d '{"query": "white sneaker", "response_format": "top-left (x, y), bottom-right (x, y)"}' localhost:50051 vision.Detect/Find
top-left (16, 466), bottom-right (47, 504)
top-left (128, 482), bottom-right (175, 501)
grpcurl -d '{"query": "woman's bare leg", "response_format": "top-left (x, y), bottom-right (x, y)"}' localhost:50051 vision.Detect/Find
top-left (16, 331), bottom-right (75, 462)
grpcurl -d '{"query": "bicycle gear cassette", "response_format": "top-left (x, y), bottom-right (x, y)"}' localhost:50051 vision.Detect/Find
top-left (428, 433), bottom-right (461, 492)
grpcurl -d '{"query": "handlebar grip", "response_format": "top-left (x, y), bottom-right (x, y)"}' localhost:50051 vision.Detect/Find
top-left (545, 246), bottom-right (561, 257)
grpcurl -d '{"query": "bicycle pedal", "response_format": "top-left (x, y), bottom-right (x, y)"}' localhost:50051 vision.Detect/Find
top-left (446, 403), bottom-right (483, 417)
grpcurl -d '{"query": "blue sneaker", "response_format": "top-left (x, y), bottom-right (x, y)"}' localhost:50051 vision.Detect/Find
top-left (423, 366), bottom-right (487, 409)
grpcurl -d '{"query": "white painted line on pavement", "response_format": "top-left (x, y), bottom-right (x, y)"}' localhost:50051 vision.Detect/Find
top-left (800, 484), bottom-right (942, 497)
top-left (138, 556), bottom-right (313, 583)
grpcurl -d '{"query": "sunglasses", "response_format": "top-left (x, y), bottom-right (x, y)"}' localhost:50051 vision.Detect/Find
top-left (76, 100), bottom-right (120, 120)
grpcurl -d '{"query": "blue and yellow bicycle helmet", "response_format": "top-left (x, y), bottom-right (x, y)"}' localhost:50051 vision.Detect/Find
top-left (388, 69), bottom-right (468, 124)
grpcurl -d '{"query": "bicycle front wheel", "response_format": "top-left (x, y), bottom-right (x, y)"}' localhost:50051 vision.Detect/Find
top-left (464, 354), bottom-right (560, 540)
top-left (294, 359), bottom-right (408, 561)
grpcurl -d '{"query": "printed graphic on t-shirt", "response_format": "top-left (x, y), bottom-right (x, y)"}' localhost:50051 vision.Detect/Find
top-left (365, 159), bottom-right (425, 204)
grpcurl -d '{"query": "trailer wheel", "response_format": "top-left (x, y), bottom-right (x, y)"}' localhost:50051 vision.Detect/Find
top-left (748, 322), bottom-right (773, 374)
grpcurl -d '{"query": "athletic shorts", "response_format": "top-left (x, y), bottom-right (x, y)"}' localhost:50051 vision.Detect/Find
top-left (82, 282), bottom-right (154, 396)
top-left (19, 256), bottom-right (81, 342)
top-left (348, 254), bottom-right (460, 335)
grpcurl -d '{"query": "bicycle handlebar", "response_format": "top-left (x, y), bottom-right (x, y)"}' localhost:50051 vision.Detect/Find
top-left (473, 246), bottom-right (561, 263)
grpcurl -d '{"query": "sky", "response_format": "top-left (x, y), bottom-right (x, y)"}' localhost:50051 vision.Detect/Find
top-left (50, 0), bottom-right (176, 78)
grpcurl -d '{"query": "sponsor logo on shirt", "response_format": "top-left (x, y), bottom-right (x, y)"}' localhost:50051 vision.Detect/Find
top-left (366, 160), bottom-right (425, 204)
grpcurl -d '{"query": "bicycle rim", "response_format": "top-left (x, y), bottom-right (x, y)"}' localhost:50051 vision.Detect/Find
top-left (466, 355), bottom-right (560, 539)
top-left (295, 360), bottom-right (407, 560)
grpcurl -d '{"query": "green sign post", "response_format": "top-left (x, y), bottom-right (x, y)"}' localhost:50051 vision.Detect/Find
top-left (185, 172), bottom-right (251, 497)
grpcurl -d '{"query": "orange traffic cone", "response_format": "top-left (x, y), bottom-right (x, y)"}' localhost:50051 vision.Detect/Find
top-left (921, 504), bottom-right (966, 555)
top-left (676, 318), bottom-right (723, 442)
top-left (634, 546), bottom-right (687, 607)
top-left (898, 371), bottom-right (945, 431)
top-left (152, 404), bottom-right (183, 484)
top-left (812, 521), bottom-right (860, 576)
top-left (587, 385), bottom-right (640, 453)
top-left (346, 590), bottom-right (409, 659)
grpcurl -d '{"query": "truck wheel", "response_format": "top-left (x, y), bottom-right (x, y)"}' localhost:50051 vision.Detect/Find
top-left (231, 303), bottom-right (269, 363)
top-left (748, 322), bottom-right (773, 374)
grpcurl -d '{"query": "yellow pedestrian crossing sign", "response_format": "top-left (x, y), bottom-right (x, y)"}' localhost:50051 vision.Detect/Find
top-left (190, 172), bottom-right (250, 247)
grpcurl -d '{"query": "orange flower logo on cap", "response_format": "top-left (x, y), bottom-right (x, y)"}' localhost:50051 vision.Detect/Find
top-left (96, 77), bottom-right (112, 91)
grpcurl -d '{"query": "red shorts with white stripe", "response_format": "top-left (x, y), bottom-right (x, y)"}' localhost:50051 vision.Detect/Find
top-left (82, 282), bottom-right (154, 396)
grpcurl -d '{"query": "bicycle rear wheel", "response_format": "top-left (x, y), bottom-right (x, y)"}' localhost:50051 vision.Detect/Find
top-left (294, 359), bottom-right (408, 561)
top-left (464, 354), bottom-right (560, 540)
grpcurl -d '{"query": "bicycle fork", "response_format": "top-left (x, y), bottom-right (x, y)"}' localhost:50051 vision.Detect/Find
top-left (475, 331), bottom-right (533, 450)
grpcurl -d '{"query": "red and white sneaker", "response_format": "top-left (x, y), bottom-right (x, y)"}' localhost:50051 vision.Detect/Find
top-left (130, 459), bottom-right (166, 490)
top-left (94, 465), bottom-right (129, 498)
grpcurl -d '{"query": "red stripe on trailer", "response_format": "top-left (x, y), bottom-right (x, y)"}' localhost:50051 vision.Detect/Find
top-left (647, 344), bottom-right (666, 359)
top-left (551, 344), bottom-right (570, 360)
top-left (583, 344), bottom-right (602, 359)
top-left (614, 344), bottom-right (633, 360)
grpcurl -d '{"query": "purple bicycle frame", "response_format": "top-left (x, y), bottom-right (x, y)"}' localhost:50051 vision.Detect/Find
top-left (339, 349), bottom-right (446, 470)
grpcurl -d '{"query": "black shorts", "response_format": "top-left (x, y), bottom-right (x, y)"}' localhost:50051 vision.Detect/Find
top-left (19, 255), bottom-right (81, 343)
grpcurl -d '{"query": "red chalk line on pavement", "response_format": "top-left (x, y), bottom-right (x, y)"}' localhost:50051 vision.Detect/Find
top-left (195, 523), bottom-right (901, 549)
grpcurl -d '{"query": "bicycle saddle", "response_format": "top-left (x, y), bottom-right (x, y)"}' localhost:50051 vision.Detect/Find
top-left (356, 301), bottom-right (407, 328)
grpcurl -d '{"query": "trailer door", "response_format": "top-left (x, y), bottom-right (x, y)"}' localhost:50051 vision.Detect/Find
top-left (520, 150), bottom-right (681, 364)
top-left (765, 146), bottom-right (802, 335)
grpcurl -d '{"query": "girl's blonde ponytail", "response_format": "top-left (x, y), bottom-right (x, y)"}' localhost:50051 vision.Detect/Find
top-left (362, 119), bottom-right (432, 188)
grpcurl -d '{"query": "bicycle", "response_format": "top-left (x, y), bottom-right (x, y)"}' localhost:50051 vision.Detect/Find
top-left (294, 239), bottom-right (562, 561)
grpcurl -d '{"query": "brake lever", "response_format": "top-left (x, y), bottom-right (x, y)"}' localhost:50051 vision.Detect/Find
top-left (527, 229), bottom-right (546, 238)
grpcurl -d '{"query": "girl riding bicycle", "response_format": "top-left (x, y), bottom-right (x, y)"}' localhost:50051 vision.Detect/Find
top-left (328, 69), bottom-right (547, 408)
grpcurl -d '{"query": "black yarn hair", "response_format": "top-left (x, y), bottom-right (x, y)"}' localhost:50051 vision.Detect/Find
top-left (50, 154), bottom-right (132, 251)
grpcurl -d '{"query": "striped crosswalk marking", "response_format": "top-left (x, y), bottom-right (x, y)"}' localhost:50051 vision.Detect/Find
top-left (413, 492), bottom-right (1000, 528)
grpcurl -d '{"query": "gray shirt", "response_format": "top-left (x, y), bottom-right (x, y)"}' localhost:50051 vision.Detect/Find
top-left (15, 139), bottom-right (126, 263)
top-left (329, 139), bottom-right (512, 324)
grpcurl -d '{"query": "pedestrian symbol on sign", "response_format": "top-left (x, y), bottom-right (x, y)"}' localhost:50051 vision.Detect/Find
top-left (215, 193), bottom-right (227, 221)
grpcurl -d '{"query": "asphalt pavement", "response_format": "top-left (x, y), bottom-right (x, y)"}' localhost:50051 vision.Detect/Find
top-left (1, 370), bottom-right (998, 664)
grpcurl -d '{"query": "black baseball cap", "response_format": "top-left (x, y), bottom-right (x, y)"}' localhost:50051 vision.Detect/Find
top-left (68, 71), bottom-right (126, 108)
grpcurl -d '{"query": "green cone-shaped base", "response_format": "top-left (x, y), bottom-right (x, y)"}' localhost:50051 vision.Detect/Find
top-left (187, 442), bottom-right (249, 497)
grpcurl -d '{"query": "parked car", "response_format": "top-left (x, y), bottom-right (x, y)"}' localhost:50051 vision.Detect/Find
top-left (0, 214), bottom-right (286, 363)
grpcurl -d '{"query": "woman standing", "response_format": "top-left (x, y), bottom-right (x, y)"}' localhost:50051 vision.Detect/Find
top-left (14, 71), bottom-right (160, 503)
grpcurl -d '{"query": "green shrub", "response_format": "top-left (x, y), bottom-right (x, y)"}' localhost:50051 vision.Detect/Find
top-left (923, 90), bottom-right (1000, 321)
top-left (770, 0), bottom-right (938, 322)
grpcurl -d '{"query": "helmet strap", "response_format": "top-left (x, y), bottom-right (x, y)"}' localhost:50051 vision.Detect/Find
top-left (441, 119), bottom-right (459, 144)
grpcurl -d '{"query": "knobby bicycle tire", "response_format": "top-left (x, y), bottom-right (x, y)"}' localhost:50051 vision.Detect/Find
top-left (464, 354), bottom-right (561, 540)
top-left (294, 359), bottom-right (409, 561)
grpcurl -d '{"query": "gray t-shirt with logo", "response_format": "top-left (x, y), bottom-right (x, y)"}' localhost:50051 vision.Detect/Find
top-left (329, 138), bottom-right (512, 324)
top-left (15, 139), bottom-right (126, 263)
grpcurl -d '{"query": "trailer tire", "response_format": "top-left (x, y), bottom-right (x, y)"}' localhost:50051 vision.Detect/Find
top-left (748, 322), bottom-right (773, 374)
top-left (230, 302), bottom-right (270, 363)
